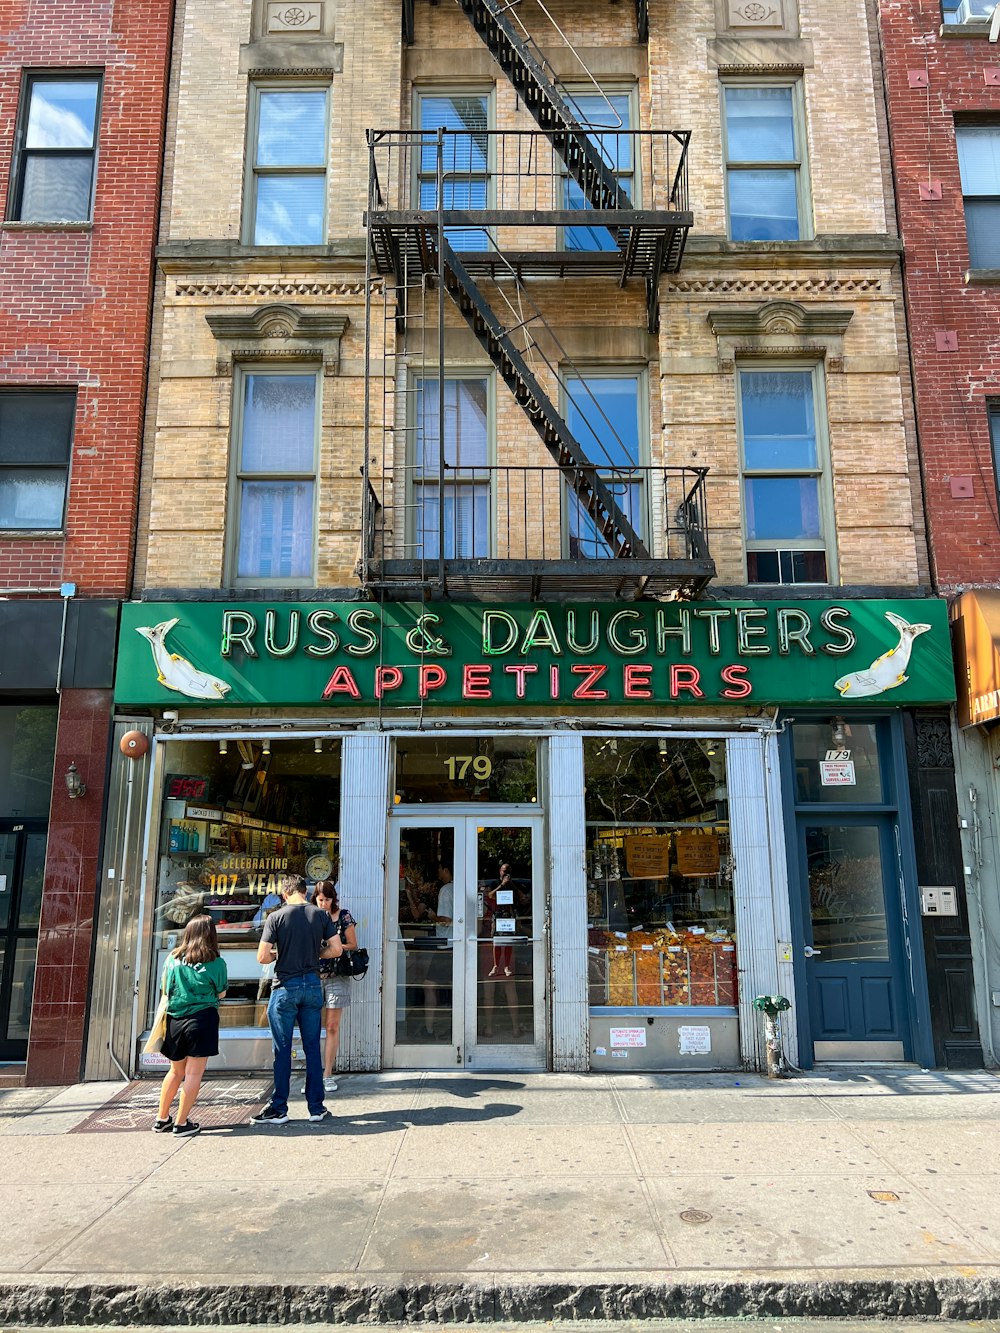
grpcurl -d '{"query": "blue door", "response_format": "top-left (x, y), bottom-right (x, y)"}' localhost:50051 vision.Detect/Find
top-left (798, 816), bottom-right (911, 1061)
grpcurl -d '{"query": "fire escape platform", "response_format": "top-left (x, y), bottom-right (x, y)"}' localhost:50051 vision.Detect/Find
top-left (368, 212), bottom-right (692, 282)
top-left (366, 558), bottom-right (716, 604)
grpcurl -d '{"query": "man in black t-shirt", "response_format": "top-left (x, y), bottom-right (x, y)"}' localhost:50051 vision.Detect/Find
top-left (251, 874), bottom-right (341, 1126)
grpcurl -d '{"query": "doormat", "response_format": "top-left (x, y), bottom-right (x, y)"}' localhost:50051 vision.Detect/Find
top-left (70, 1077), bottom-right (272, 1133)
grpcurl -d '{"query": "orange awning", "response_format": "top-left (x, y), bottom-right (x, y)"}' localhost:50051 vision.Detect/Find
top-left (951, 590), bottom-right (1000, 728)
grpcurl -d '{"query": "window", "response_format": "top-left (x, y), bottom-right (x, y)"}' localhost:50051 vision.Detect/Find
top-left (564, 374), bottom-right (645, 558)
top-left (563, 91), bottom-right (634, 251)
top-left (722, 83), bottom-right (806, 242)
top-left (737, 367), bottom-right (832, 584)
top-left (412, 376), bottom-right (490, 559)
top-left (231, 371), bottom-right (318, 582)
top-left (583, 738), bottom-right (736, 1012)
top-left (990, 404), bottom-right (1000, 501)
top-left (247, 86), bottom-right (328, 245)
top-left (0, 390), bottom-right (75, 530)
top-left (956, 126), bottom-right (1000, 269)
top-left (416, 92), bottom-right (491, 251)
top-left (10, 76), bottom-right (101, 223)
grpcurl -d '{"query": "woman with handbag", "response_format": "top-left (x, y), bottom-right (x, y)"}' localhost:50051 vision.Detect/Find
top-left (314, 879), bottom-right (357, 1094)
top-left (152, 914), bottom-right (227, 1137)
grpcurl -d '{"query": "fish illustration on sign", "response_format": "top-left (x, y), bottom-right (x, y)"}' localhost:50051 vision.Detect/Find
top-left (834, 611), bottom-right (932, 698)
top-left (135, 619), bottom-right (232, 700)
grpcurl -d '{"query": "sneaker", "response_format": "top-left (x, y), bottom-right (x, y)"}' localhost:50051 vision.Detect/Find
top-left (309, 1107), bottom-right (333, 1124)
top-left (323, 1076), bottom-right (338, 1093)
top-left (152, 1116), bottom-right (173, 1133)
top-left (172, 1120), bottom-right (200, 1137)
top-left (250, 1105), bottom-right (289, 1126)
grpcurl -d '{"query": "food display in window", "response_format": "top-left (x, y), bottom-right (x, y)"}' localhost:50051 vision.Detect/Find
top-left (146, 739), bottom-right (341, 1040)
top-left (583, 738), bottom-right (735, 1012)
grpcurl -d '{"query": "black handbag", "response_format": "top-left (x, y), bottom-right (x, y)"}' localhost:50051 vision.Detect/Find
top-left (334, 948), bottom-right (370, 979)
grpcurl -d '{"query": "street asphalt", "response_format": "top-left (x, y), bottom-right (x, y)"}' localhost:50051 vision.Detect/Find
top-left (1, 1068), bottom-right (1000, 1324)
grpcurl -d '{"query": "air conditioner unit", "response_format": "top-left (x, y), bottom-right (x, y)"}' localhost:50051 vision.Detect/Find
top-left (954, 0), bottom-right (993, 22)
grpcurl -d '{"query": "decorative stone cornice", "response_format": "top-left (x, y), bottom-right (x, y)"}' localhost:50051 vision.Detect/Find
top-left (176, 279), bottom-right (373, 299)
top-left (707, 301), bottom-right (854, 338)
top-left (668, 275), bottom-right (882, 296)
top-left (206, 303), bottom-right (349, 376)
top-left (707, 300), bottom-right (854, 371)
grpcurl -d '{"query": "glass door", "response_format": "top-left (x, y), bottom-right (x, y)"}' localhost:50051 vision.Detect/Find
top-left (0, 821), bottom-right (47, 1061)
top-left (467, 818), bottom-right (545, 1070)
top-left (385, 814), bottom-right (545, 1070)
top-left (798, 815), bottom-right (910, 1061)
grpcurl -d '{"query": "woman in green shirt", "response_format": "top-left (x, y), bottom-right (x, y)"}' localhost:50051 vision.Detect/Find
top-left (154, 914), bottom-right (228, 1138)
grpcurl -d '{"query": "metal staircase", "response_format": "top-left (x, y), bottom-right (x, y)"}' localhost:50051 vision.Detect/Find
top-left (362, 0), bottom-right (712, 599)
top-left (441, 240), bottom-right (647, 559)
top-left (452, 0), bottom-right (632, 222)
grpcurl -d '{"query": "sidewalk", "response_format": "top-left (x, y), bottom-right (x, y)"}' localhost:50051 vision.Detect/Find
top-left (2, 1068), bottom-right (1000, 1325)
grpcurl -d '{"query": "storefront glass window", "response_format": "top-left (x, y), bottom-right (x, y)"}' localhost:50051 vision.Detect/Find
top-left (394, 737), bottom-right (537, 804)
top-left (147, 738), bottom-right (341, 1034)
top-left (584, 738), bottom-right (736, 1009)
top-left (793, 720), bottom-right (883, 804)
top-left (0, 705), bottom-right (57, 818)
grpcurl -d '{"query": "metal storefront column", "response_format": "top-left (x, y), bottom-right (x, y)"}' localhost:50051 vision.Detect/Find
top-left (727, 729), bottom-right (797, 1071)
top-left (548, 733), bottom-right (588, 1071)
top-left (339, 731), bottom-right (391, 1071)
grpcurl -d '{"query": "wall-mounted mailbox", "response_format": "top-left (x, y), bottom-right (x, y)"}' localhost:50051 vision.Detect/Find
top-left (920, 885), bottom-right (958, 916)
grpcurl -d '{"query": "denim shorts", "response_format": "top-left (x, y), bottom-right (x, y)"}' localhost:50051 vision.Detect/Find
top-left (322, 976), bottom-right (352, 1009)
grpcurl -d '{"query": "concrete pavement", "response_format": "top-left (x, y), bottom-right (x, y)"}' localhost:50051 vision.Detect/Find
top-left (1, 1068), bottom-right (1000, 1324)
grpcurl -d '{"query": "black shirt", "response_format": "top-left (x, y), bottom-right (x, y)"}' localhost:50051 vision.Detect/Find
top-left (261, 901), bottom-right (336, 984)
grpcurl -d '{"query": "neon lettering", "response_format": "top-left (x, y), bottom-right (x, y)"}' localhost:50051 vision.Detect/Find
top-left (571, 664), bottom-right (609, 700)
top-left (670, 664), bottom-right (704, 698)
top-left (504, 663), bottom-right (538, 698)
top-left (321, 665), bottom-right (361, 699)
top-left (721, 664), bottom-right (752, 699)
top-left (623, 664), bottom-right (653, 698)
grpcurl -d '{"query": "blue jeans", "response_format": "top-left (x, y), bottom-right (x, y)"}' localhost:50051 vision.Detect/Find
top-left (267, 975), bottom-right (325, 1115)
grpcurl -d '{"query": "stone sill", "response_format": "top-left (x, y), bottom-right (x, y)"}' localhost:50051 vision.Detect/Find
top-left (939, 22), bottom-right (993, 36)
top-left (682, 234), bottom-right (903, 270)
top-left (1, 221), bottom-right (92, 232)
top-left (0, 530), bottom-right (66, 541)
top-left (157, 239), bottom-right (365, 275)
top-left (966, 268), bottom-right (1000, 284)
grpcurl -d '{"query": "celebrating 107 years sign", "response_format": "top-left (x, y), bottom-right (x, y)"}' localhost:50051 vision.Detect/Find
top-left (114, 599), bottom-right (956, 709)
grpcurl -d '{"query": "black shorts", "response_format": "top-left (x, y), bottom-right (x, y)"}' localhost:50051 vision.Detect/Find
top-left (161, 1007), bottom-right (220, 1061)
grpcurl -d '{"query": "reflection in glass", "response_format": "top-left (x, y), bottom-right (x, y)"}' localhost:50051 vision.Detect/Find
top-left (794, 721), bottom-right (883, 804)
top-left (16, 834), bottom-right (46, 931)
top-left (806, 824), bottom-right (889, 961)
top-left (476, 826), bottom-right (533, 1044)
top-left (0, 707), bottom-right (57, 817)
top-left (395, 737), bottom-right (537, 804)
top-left (0, 836), bottom-right (15, 931)
top-left (396, 827), bottom-right (455, 1044)
top-left (7, 937), bottom-right (39, 1040)
top-left (584, 739), bottom-right (736, 1009)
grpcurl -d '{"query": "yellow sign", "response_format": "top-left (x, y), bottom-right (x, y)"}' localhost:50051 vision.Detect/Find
top-left (624, 834), bottom-right (671, 878)
top-left (675, 832), bottom-right (720, 877)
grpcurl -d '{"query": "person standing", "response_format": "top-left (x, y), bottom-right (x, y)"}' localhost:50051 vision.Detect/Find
top-left (250, 874), bottom-right (341, 1126)
top-left (153, 914), bottom-right (228, 1138)
top-left (314, 879), bottom-right (358, 1093)
top-left (421, 862), bottom-right (454, 1038)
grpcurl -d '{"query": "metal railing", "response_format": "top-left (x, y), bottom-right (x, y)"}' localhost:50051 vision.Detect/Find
top-left (362, 464), bottom-right (710, 568)
top-left (367, 128), bottom-right (691, 228)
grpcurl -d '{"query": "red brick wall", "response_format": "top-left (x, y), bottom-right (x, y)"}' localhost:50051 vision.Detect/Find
top-left (877, 5), bottom-right (1000, 593)
top-left (0, 0), bottom-right (174, 597)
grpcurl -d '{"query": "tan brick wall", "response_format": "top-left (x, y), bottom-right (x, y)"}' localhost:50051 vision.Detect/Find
top-left (137, 0), bottom-right (926, 595)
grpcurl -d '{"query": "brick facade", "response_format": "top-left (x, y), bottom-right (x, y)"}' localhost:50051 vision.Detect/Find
top-left (1, 0), bottom-right (173, 1083)
top-left (0, 0), bottom-right (173, 596)
top-left (875, 9), bottom-right (1000, 593)
top-left (136, 0), bottom-right (930, 596)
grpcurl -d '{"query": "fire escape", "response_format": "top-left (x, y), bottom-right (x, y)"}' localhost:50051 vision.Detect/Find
top-left (361, 0), bottom-right (714, 601)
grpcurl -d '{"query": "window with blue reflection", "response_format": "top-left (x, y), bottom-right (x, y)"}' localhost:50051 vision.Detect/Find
top-left (564, 376), bottom-right (644, 558)
top-left (418, 94), bottom-right (490, 251)
top-left (724, 85), bottom-right (802, 242)
top-left (563, 92), bottom-right (633, 252)
top-left (250, 88), bottom-right (327, 245)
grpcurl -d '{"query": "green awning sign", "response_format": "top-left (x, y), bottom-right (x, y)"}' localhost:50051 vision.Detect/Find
top-left (114, 599), bottom-right (956, 709)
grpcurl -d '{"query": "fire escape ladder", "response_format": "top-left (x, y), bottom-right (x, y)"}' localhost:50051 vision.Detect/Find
top-left (441, 238), bottom-right (650, 560)
top-left (453, 0), bottom-right (632, 220)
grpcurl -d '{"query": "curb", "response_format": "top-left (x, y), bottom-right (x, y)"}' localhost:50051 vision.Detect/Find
top-left (2, 1277), bottom-right (1000, 1325)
